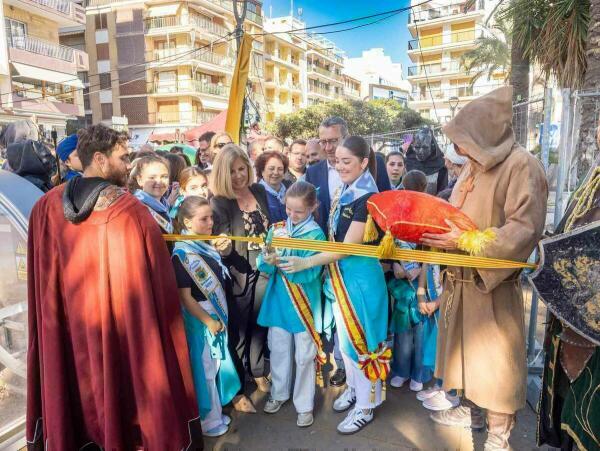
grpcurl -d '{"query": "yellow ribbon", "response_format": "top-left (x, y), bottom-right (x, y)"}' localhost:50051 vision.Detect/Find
top-left (163, 234), bottom-right (537, 270)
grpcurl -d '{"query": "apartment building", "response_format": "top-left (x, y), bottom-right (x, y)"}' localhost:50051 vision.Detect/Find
top-left (262, 16), bottom-right (305, 123)
top-left (407, 0), bottom-right (504, 123)
top-left (305, 33), bottom-right (344, 106)
top-left (80, 0), bottom-right (263, 142)
top-left (344, 48), bottom-right (411, 105)
top-left (0, 0), bottom-right (88, 139)
top-left (342, 73), bottom-right (361, 101)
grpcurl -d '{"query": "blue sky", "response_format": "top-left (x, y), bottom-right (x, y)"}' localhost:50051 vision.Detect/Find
top-left (263, 0), bottom-right (413, 76)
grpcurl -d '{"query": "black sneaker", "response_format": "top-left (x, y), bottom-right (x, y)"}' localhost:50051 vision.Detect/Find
top-left (329, 368), bottom-right (346, 387)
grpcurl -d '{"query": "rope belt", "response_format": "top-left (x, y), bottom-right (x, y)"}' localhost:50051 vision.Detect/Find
top-left (163, 233), bottom-right (537, 270)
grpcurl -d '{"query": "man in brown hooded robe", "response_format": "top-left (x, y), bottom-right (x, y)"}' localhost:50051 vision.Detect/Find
top-left (422, 87), bottom-right (548, 450)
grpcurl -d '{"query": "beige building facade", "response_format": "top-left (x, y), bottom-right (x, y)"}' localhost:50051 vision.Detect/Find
top-left (0, 0), bottom-right (88, 139)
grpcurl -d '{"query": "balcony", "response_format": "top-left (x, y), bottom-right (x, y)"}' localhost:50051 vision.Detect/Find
top-left (5, 0), bottom-right (85, 26)
top-left (154, 110), bottom-right (219, 125)
top-left (144, 14), bottom-right (229, 38)
top-left (149, 47), bottom-right (234, 72)
top-left (408, 1), bottom-right (484, 26)
top-left (306, 47), bottom-right (343, 65)
top-left (411, 84), bottom-right (504, 102)
top-left (344, 88), bottom-right (361, 98)
top-left (407, 61), bottom-right (462, 78)
top-left (307, 65), bottom-right (343, 83)
top-left (8, 35), bottom-right (89, 74)
top-left (11, 89), bottom-right (82, 117)
top-left (245, 10), bottom-right (263, 26)
top-left (308, 85), bottom-right (331, 97)
top-left (151, 80), bottom-right (229, 98)
top-left (408, 29), bottom-right (478, 52)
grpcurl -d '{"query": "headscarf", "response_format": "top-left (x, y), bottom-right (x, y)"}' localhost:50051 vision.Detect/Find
top-left (330, 170), bottom-right (378, 237)
top-left (444, 143), bottom-right (468, 166)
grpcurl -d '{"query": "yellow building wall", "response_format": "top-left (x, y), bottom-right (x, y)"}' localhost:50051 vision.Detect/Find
top-left (451, 21), bottom-right (475, 42)
top-left (419, 26), bottom-right (443, 48)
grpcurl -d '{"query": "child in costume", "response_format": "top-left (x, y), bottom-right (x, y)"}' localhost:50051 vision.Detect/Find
top-left (257, 181), bottom-right (327, 428)
top-left (172, 196), bottom-right (242, 437)
top-left (130, 154), bottom-right (173, 233)
top-left (278, 137), bottom-right (390, 435)
top-left (170, 166), bottom-right (210, 219)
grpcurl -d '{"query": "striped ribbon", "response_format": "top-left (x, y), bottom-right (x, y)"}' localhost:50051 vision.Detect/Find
top-left (163, 234), bottom-right (537, 270)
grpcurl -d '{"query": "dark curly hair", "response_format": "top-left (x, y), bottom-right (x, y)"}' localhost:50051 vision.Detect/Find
top-left (254, 150), bottom-right (289, 181)
top-left (77, 124), bottom-right (129, 169)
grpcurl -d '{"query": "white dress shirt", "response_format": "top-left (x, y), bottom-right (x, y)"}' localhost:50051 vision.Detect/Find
top-left (327, 160), bottom-right (343, 203)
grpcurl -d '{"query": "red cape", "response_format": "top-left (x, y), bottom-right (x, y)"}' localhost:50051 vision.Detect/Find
top-left (26, 186), bottom-right (203, 450)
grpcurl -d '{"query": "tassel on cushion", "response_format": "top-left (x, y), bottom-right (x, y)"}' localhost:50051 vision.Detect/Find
top-left (363, 214), bottom-right (379, 243)
top-left (457, 228), bottom-right (496, 256)
top-left (376, 230), bottom-right (396, 259)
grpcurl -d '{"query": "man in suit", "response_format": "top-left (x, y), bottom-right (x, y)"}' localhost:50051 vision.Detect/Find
top-left (305, 116), bottom-right (391, 387)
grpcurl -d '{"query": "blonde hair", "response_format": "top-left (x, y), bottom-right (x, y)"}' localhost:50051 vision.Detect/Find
top-left (210, 144), bottom-right (254, 199)
top-left (210, 131), bottom-right (234, 150)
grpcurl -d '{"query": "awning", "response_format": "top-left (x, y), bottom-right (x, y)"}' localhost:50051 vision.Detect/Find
top-left (11, 62), bottom-right (84, 88)
top-left (147, 4), bottom-right (180, 17)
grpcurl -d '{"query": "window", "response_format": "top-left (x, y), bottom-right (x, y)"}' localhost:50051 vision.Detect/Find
top-left (101, 103), bottom-right (113, 120)
top-left (95, 13), bottom-right (108, 30)
top-left (4, 18), bottom-right (27, 48)
top-left (99, 73), bottom-right (112, 90)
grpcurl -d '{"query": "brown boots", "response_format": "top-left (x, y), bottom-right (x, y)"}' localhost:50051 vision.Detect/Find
top-left (484, 411), bottom-right (516, 451)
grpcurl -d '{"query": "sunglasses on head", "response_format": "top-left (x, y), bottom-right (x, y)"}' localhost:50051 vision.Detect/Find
top-left (215, 142), bottom-right (231, 149)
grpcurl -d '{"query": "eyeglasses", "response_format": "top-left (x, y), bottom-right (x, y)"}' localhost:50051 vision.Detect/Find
top-left (319, 138), bottom-right (340, 147)
top-left (215, 142), bottom-right (232, 149)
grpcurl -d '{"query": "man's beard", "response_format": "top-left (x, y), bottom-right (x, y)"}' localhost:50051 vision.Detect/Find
top-left (104, 163), bottom-right (128, 187)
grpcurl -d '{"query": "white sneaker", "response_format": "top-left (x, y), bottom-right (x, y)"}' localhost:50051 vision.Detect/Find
top-left (422, 391), bottom-right (460, 411)
top-left (416, 386), bottom-right (443, 402)
top-left (390, 376), bottom-right (408, 388)
top-left (263, 397), bottom-right (286, 414)
top-left (297, 412), bottom-right (314, 427)
top-left (409, 380), bottom-right (423, 392)
top-left (221, 414), bottom-right (231, 426)
top-left (337, 407), bottom-right (374, 434)
top-left (203, 422), bottom-right (229, 437)
top-left (333, 387), bottom-right (356, 412)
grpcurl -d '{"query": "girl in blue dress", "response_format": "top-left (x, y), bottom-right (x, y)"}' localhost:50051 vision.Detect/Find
top-left (172, 196), bottom-right (242, 437)
top-left (279, 136), bottom-right (389, 435)
top-left (256, 181), bottom-right (327, 428)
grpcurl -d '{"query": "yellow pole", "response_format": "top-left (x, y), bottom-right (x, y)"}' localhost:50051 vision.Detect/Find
top-left (225, 33), bottom-right (252, 144)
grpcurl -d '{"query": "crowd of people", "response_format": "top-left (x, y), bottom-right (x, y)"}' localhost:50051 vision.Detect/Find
top-left (13, 86), bottom-right (554, 450)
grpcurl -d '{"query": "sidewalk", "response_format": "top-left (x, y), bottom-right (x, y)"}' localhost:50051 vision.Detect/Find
top-left (206, 380), bottom-right (547, 451)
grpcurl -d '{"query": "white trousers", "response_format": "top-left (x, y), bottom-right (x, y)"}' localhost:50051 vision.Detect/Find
top-left (268, 327), bottom-right (317, 413)
top-left (200, 340), bottom-right (224, 431)
top-left (341, 350), bottom-right (383, 409)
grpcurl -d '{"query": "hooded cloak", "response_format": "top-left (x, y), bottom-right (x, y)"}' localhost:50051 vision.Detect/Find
top-left (405, 127), bottom-right (448, 194)
top-left (435, 87), bottom-right (548, 413)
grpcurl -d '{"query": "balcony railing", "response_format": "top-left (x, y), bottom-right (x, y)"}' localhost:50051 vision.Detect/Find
top-left (245, 10), bottom-right (263, 26)
top-left (309, 85), bottom-right (331, 97)
top-left (151, 47), bottom-right (234, 69)
top-left (152, 80), bottom-right (229, 97)
top-left (8, 35), bottom-right (74, 62)
top-left (307, 47), bottom-right (343, 64)
top-left (408, 29), bottom-right (479, 50)
top-left (411, 84), bottom-right (504, 101)
top-left (308, 65), bottom-right (342, 81)
top-left (344, 88), bottom-right (361, 98)
top-left (154, 110), bottom-right (219, 124)
top-left (408, 1), bottom-right (483, 23)
top-left (144, 14), bottom-right (228, 37)
top-left (407, 61), bottom-right (462, 77)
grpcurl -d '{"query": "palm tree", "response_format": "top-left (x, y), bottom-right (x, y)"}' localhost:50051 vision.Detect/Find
top-left (460, 19), bottom-right (511, 86)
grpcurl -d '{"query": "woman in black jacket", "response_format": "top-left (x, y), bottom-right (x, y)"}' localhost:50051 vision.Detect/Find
top-left (210, 144), bottom-right (272, 412)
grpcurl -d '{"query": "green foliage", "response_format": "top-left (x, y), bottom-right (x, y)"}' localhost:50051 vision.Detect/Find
top-left (460, 17), bottom-right (511, 85)
top-left (267, 99), bottom-right (432, 140)
top-left (500, 0), bottom-right (591, 89)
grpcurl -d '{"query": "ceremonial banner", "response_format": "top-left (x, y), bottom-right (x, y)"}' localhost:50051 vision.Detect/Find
top-left (225, 33), bottom-right (252, 144)
top-left (529, 221), bottom-right (600, 345)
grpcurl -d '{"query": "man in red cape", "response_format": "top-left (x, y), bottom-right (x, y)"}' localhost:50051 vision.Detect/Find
top-left (26, 125), bottom-right (203, 450)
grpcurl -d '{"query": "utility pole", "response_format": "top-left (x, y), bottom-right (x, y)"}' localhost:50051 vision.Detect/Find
top-left (233, 0), bottom-right (248, 53)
